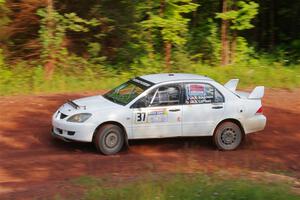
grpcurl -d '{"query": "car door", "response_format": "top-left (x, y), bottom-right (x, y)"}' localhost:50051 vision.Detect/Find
top-left (131, 84), bottom-right (183, 139)
top-left (182, 82), bottom-right (225, 136)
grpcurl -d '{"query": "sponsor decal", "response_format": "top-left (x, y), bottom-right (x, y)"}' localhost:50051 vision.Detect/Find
top-left (135, 109), bottom-right (168, 124)
top-left (186, 84), bottom-right (214, 103)
top-left (132, 78), bottom-right (151, 87)
top-left (188, 84), bottom-right (204, 96)
top-left (147, 109), bottom-right (168, 123)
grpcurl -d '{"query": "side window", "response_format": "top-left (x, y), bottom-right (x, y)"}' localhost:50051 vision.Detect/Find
top-left (132, 90), bottom-right (156, 108)
top-left (214, 89), bottom-right (224, 103)
top-left (184, 83), bottom-right (224, 104)
top-left (151, 85), bottom-right (181, 106)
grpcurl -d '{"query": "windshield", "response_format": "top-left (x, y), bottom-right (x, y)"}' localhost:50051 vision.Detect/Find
top-left (103, 81), bottom-right (146, 105)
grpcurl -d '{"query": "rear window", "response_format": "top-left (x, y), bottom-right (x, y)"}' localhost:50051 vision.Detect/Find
top-left (184, 83), bottom-right (224, 104)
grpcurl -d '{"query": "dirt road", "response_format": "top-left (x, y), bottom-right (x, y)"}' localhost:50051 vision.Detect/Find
top-left (0, 89), bottom-right (300, 199)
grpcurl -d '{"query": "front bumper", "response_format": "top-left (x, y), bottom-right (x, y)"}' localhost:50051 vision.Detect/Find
top-left (52, 117), bottom-right (96, 142)
top-left (52, 129), bottom-right (72, 142)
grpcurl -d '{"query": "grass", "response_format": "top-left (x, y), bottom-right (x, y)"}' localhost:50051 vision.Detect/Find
top-left (64, 173), bottom-right (300, 200)
top-left (1, 62), bottom-right (300, 96)
top-left (191, 64), bottom-right (300, 89)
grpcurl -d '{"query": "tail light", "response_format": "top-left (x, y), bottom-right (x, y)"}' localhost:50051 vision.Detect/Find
top-left (256, 106), bottom-right (263, 115)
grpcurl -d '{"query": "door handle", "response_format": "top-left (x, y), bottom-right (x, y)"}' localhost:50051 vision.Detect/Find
top-left (212, 106), bottom-right (223, 109)
top-left (169, 109), bottom-right (180, 112)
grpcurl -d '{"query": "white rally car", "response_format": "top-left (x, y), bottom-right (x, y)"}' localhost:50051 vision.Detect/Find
top-left (52, 73), bottom-right (266, 155)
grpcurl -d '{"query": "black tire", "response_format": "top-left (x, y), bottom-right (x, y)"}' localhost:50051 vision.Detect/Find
top-left (213, 121), bottom-right (243, 150)
top-left (94, 124), bottom-right (124, 155)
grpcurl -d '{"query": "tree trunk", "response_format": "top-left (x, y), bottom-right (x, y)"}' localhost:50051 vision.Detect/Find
top-left (230, 0), bottom-right (237, 63)
top-left (160, 0), bottom-right (172, 71)
top-left (160, 0), bottom-right (165, 17)
top-left (221, 0), bottom-right (230, 66)
top-left (269, 0), bottom-right (275, 50)
top-left (231, 30), bottom-right (237, 63)
top-left (144, 29), bottom-right (154, 59)
top-left (44, 0), bottom-right (55, 80)
top-left (165, 42), bottom-right (171, 71)
top-left (146, 0), bottom-right (154, 59)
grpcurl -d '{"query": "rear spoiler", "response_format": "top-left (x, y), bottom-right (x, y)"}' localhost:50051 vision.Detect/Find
top-left (224, 79), bottom-right (239, 92)
top-left (248, 86), bottom-right (264, 99)
top-left (224, 79), bottom-right (264, 99)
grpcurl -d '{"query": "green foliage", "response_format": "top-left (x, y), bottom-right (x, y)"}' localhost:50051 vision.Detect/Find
top-left (87, 42), bottom-right (106, 64)
top-left (0, 0), bottom-right (300, 96)
top-left (0, 0), bottom-right (10, 36)
top-left (72, 176), bottom-right (103, 187)
top-left (0, 48), bottom-right (13, 93)
top-left (37, 8), bottom-right (99, 66)
top-left (204, 19), bottom-right (221, 65)
top-left (216, 1), bottom-right (259, 31)
top-left (69, 174), bottom-right (300, 200)
top-left (0, 59), bottom-right (122, 95)
top-left (233, 36), bottom-right (256, 64)
top-left (206, 19), bottom-right (221, 64)
top-left (171, 50), bottom-right (195, 71)
top-left (187, 16), bottom-right (221, 65)
top-left (0, 48), bottom-right (4, 67)
top-left (0, 57), bottom-right (299, 95)
top-left (141, 0), bottom-right (199, 47)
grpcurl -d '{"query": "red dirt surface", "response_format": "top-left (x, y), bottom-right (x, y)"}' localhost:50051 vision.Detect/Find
top-left (0, 89), bottom-right (300, 199)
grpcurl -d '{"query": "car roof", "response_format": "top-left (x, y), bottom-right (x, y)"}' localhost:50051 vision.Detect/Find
top-left (139, 73), bottom-right (213, 84)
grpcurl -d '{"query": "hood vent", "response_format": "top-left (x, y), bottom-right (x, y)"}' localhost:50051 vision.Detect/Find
top-left (60, 113), bottom-right (68, 119)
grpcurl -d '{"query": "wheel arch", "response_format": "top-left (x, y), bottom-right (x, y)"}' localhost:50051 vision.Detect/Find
top-left (93, 121), bottom-right (129, 146)
top-left (214, 118), bottom-right (245, 137)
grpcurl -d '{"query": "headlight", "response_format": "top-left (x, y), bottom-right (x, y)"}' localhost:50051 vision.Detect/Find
top-left (67, 113), bottom-right (92, 123)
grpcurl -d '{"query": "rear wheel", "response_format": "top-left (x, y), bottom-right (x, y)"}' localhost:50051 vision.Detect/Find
top-left (213, 121), bottom-right (243, 150)
top-left (94, 124), bottom-right (124, 155)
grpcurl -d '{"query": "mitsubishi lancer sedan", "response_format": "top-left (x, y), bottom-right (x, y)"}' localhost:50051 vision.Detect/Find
top-left (52, 73), bottom-right (266, 155)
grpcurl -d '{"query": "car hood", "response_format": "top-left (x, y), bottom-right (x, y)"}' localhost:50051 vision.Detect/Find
top-left (58, 95), bottom-right (121, 115)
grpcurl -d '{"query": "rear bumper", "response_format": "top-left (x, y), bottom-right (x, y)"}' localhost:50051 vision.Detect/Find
top-left (243, 115), bottom-right (267, 134)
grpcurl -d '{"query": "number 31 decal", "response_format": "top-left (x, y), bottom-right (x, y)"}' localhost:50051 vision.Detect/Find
top-left (136, 112), bottom-right (146, 123)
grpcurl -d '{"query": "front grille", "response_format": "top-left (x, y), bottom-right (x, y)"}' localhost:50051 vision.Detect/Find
top-left (67, 131), bottom-right (75, 136)
top-left (60, 113), bottom-right (68, 119)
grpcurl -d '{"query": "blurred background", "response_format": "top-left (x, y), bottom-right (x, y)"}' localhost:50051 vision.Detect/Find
top-left (0, 0), bottom-right (299, 95)
top-left (1, 1), bottom-right (300, 199)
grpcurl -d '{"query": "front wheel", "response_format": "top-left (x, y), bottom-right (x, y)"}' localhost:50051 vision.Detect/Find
top-left (213, 122), bottom-right (243, 150)
top-left (94, 124), bottom-right (124, 155)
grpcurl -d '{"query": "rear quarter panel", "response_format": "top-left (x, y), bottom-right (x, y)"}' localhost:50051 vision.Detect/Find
top-left (212, 82), bottom-right (266, 134)
top-left (209, 81), bottom-right (245, 133)
top-left (238, 98), bottom-right (266, 133)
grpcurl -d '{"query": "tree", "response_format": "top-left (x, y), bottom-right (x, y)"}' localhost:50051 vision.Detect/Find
top-left (141, 0), bottom-right (198, 70)
top-left (0, 0), bottom-right (10, 50)
top-left (4, 0), bottom-right (47, 59)
top-left (43, 0), bottom-right (55, 80)
top-left (37, 0), bottom-right (99, 79)
top-left (220, 0), bottom-right (230, 66)
top-left (217, 0), bottom-right (259, 64)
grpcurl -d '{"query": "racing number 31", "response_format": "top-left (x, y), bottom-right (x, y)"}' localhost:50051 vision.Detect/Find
top-left (136, 112), bottom-right (146, 122)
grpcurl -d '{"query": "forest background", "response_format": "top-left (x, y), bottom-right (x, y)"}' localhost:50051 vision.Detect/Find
top-left (0, 0), bottom-right (299, 95)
